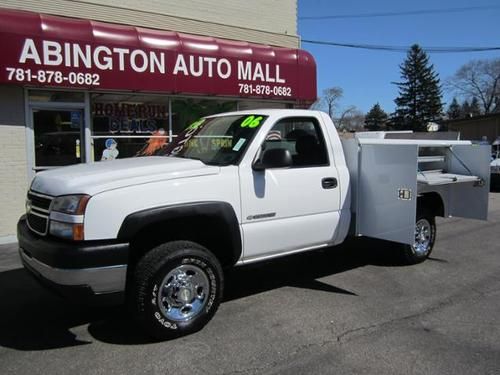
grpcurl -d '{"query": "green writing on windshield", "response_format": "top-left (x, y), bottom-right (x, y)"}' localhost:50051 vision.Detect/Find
top-left (240, 115), bottom-right (263, 129)
top-left (186, 119), bottom-right (205, 131)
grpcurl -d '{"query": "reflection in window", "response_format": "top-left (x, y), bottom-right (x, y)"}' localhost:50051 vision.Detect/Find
top-left (172, 98), bottom-right (237, 134)
top-left (33, 109), bottom-right (83, 167)
top-left (91, 94), bottom-right (169, 160)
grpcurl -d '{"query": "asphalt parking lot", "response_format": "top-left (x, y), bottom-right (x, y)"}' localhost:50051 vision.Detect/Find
top-left (1, 193), bottom-right (499, 375)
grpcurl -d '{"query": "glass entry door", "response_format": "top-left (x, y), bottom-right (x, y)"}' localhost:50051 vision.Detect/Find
top-left (32, 109), bottom-right (84, 170)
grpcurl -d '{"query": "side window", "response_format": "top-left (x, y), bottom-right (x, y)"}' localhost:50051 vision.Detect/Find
top-left (262, 117), bottom-right (329, 167)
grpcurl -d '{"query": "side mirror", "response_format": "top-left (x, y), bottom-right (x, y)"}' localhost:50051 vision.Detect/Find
top-left (253, 148), bottom-right (292, 171)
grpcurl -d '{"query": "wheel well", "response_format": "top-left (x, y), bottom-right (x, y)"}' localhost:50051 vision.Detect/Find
top-left (417, 192), bottom-right (445, 217)
top-left (127, 215), bottom-right (238, 270)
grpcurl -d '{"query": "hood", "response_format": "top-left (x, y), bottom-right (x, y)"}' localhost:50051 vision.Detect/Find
top-left (30, 156), bottom-right (220, 196)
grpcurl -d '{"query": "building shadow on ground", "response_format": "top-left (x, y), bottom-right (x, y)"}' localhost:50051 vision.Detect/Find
top-left (0, 237), bottom-right (425, 349)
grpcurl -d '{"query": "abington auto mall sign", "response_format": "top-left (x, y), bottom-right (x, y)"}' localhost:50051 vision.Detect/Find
top-left (18, 39), bottom-right (286, 82)
top-left (0, 9), bottom-right (316, 102)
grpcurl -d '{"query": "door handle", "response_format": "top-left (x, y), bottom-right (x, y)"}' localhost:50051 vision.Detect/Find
top-left (322, 177), bottom-right (337, 189)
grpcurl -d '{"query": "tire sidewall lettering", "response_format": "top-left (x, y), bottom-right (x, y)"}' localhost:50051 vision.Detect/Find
top-left (154, 311), bottom-right (178, 330)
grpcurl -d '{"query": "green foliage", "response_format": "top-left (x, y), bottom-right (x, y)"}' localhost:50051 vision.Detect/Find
top-left (365, 103), bottom-right (388, 131)
top-left (391, 44), bottom-right (443, 131)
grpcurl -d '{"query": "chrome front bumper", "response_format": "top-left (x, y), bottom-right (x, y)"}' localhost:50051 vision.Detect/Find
top-left (20, 247), bottom-right (127, 294)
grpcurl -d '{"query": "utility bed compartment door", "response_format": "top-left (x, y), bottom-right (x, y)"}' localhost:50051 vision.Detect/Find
top-left (447, 144), bottom-right (490, 220)
top-left (357, 144), bottom-right (418, 245)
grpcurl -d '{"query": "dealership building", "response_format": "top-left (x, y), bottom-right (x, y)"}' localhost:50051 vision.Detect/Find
top-left (0, 0), bottom-right (317, 240)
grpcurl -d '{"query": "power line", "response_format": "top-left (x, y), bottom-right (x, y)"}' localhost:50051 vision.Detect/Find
top-left (301, 39), bottom-right (500, 53)
top-left (299, 5), bottom-right (500, 20)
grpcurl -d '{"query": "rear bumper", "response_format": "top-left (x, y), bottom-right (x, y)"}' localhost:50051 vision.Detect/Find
top-left (18, 218), bottom-right (129, 302)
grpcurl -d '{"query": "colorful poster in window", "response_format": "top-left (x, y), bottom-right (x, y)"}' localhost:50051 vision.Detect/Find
top-left (101, 138), bottom-right (119, 161)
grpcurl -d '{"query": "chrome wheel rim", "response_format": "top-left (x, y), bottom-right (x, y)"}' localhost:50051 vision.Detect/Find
top-left (158, 264), bottom-right (210, 322)
top-left (412, 218), bottom-right (432, 256)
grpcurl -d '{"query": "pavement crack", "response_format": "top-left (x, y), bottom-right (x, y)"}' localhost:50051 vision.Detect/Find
top-left (336, 271), bottom-right (500, 344)
top-left (225, 273), bottom-right (500, 374)
top-left (336, 299), bottom-right (454, 344)
top-left (221, 339), bottom-right (338, 375)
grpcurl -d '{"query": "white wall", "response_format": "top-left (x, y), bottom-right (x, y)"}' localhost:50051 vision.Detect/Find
top-left (0, 86), bottom-right (28, 238)
top-left (0, 0), bottom-right (299, 48)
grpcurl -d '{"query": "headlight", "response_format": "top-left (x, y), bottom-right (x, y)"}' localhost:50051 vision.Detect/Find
top-left (51, 195), bottom-right (90, 215)
top-left (49, 194), bottom-right (90, 240)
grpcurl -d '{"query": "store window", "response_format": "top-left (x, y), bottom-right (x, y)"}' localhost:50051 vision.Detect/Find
top-left (90, 96), bottom-right (237, 161)
top-left (91, 94), bottom-right (170, 161)
top-left (29, 90), bottom-right (85, 103)
top-left (26, 89), bottom-right (294, 173)
top-left (28, 90), bottom-right (85, 170)
top-left (32, 109), bottom-right (84, 167)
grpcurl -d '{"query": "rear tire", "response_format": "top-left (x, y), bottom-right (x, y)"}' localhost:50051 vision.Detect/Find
top-left (130, 241), bottom-right (223, 340)
top-left (402, 210), bottom-right (436, 265)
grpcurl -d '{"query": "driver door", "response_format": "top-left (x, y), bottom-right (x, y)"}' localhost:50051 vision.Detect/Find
top-left (239, 116), bottom-right (341, 261)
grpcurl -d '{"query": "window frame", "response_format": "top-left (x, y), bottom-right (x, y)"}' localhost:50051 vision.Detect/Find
top-left (257, 116), bottom-right (330, 169)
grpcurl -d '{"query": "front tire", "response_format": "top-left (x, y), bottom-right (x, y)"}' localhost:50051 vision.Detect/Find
top-left (402, 211), bottom-right (436, 265)
top-left (131, 241), bottom-right (223, 340)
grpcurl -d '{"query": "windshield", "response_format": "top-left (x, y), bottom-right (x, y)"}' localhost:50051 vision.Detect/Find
top-left (158, 114), bottom-right (267, 165)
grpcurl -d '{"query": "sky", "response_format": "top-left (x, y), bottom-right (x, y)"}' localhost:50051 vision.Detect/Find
top-left (297, 0), bottom-right (500, 115)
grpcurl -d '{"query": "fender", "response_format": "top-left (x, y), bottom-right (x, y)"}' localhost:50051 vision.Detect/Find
top-left (117, 201), bottom-right (242, 264)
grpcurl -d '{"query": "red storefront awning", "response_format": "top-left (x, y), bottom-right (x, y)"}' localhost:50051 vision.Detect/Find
top-left (0, 8), bottom-right (316, 104)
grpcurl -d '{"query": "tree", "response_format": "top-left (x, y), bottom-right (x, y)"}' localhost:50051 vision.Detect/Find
top-left (365, 103), bottom-right (388, 130)
top-left (470, 96), bottom-right (481, 117)
top-left (461, 100), bottom-right (472, 118)
top-left (337, 106), bottom-right (365, 131)
top-left (447, 58), bottom-right (500, 114)
top-left (391, 44), bottom-right (443, 131)
top-left (316, 87), bottom-right (343, 119)
top-left (336, 105), bottom-right (356, 128)
top-left (447, 97), bottom-right (461, 119)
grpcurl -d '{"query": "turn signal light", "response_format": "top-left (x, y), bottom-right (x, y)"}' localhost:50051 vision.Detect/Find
top-left (73, 223), bottom-right (85, 241)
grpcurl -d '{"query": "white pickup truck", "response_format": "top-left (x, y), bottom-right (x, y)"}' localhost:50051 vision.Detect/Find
top-left (18, 109), bottom-right (490, 339)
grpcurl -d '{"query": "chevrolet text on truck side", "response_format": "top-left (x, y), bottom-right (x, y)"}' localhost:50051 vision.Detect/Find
top-left (18, 109), bottom-right (490, 339)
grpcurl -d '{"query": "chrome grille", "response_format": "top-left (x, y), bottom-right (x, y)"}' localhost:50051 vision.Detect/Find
top-left (26, 190), bottom-right (53, 235)
top-left (27, 191), bottom-right (52, 211)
